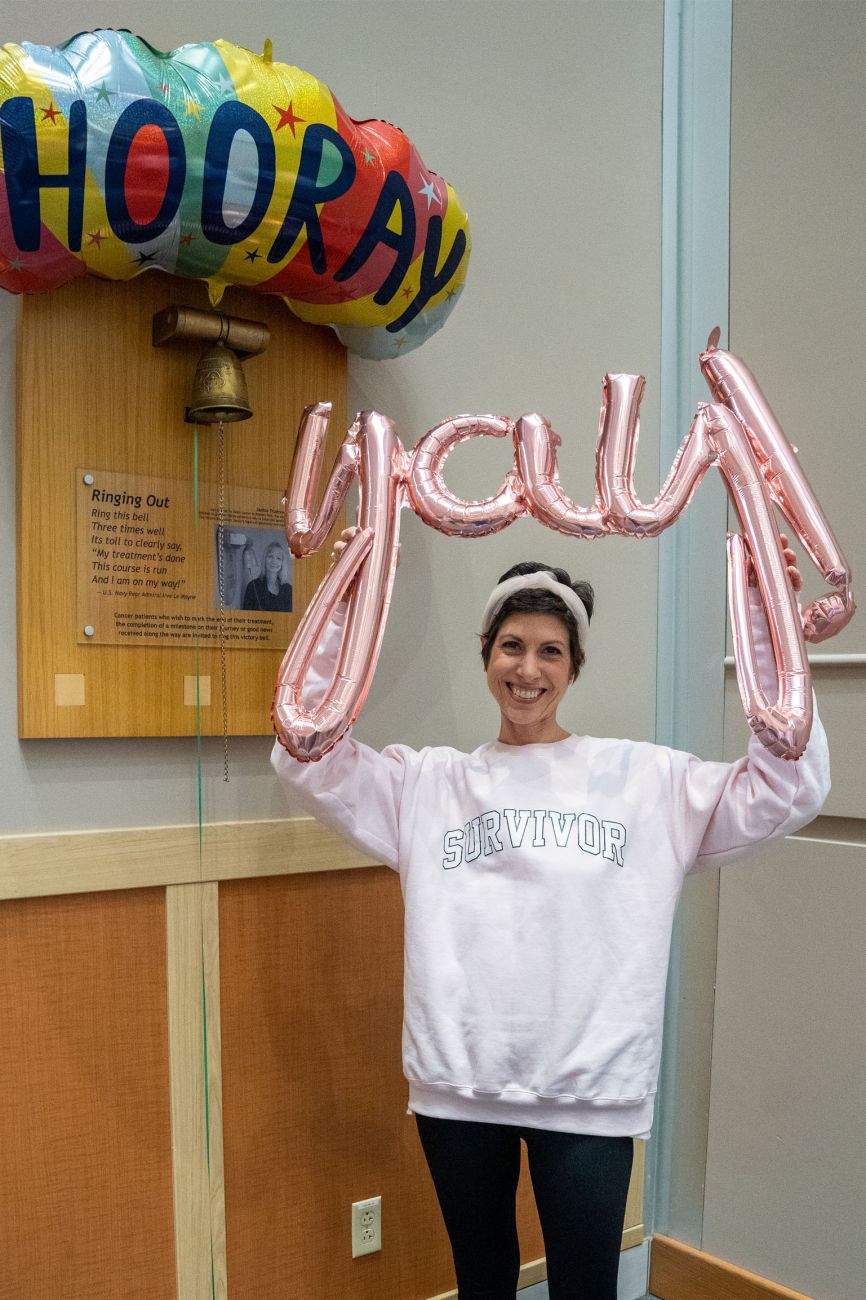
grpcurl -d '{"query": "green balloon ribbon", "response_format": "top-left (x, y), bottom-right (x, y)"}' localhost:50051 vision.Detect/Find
top-left (193, 426), bottom-right (218, 1300)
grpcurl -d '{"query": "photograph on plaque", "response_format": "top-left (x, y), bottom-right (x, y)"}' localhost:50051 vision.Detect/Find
top-left (213, 527), bottom-right (293, 613)
top-left (77, 468), bottom-right (294, 649)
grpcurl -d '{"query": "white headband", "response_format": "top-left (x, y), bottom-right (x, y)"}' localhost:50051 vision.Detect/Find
top-left (481, 572), bottom-right (590, 649)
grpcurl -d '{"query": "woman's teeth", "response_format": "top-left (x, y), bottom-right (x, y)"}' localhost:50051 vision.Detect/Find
top-left (510, 685), bottom-right (543, 700)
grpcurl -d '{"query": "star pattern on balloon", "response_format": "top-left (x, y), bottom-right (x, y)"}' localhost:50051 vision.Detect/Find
top-left (183, 97), bottom-right (203, 120)
top-left (212, 68), bottom-right (236, 102)
top-left (274, 102), bottom-right (304, 135)
top-left (41, 102), bottom-right (61, 125)
top-left (134, 250), bottom-right (157, 265)
top-left (401, 285), bottom-right (414, 301)
top-left (363, 148), bottom-right (375, 166)
top-left (179, 233), bottom-right (195, 245)
top-left (418, 177), bottom-right (442, 210)
top-left (87, 230), bottom-right (107, 247)
top-left (244, 248), bottom-right (261, 262)
top-left (93, 82), bottom-right (113, 104)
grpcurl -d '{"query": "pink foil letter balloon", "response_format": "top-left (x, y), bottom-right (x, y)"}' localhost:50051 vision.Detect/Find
top-left (273, 403), bottom-right (406, 760)
top-left (273, 339), bottom-right (854, 762)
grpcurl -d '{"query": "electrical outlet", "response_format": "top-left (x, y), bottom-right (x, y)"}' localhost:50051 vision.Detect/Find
top-left (351, 1196), bottom-right (382, 1257)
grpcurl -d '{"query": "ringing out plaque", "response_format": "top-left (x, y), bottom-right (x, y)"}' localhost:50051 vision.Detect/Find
top-left (77, 468), bottom-right (293, 648)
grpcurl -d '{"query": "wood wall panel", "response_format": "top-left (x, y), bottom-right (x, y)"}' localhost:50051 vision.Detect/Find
top-left (218, 869), bottom-right (546, 1299)
top-left (166, 882), bottom-right (227, 1300)
top-left (0, 889), bottom-right (176, 1300)
top-left (0, 816), bottom-right (376, 901)
top-left (650, 1234), bottom-right (812, 1300)
top-left (17, 273), bottom-right (347, 738)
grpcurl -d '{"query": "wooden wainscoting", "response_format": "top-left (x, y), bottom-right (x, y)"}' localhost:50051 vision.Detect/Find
top-left (0, 888), bottom-right (177, 1300)
top-left (650, 1235), bottom-right (814, 1300)
top-left (166, 881), bottom-right (227, 1300)
top-left (0, 815), bottom-right (376, 900)
top-left (0, 819), bottom-right (647, 1299)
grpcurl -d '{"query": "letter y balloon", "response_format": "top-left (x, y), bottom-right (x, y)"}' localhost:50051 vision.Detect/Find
top-left (272, 335), bottom-right (855, 762)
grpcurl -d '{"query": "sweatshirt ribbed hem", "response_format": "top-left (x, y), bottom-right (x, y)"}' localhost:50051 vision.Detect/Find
top-left (408, 1081), bottom-right (654, 1138)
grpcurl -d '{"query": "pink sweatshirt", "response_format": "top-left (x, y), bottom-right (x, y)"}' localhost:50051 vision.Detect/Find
top-left (271, 598), bottom-right (829, 1137)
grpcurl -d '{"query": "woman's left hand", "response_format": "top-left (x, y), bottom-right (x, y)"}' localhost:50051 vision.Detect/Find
top-left (330, 525), bottom-right (400, 568)
top-left (330, 525), bottom-right (359, 561)
top-left (747, 532), bottom-right (803, 593)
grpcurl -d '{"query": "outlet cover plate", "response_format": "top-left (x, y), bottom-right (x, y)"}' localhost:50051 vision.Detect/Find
top-left (351, 1196), bottom-right (382, 1258)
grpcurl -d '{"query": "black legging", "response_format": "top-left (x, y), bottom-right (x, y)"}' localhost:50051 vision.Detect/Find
top-left (415, 1114), bottom-right (634, 1300)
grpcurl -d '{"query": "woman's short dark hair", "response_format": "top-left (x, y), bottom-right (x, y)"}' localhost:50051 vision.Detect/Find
top-left (480, 561), bottom-right (595, 680)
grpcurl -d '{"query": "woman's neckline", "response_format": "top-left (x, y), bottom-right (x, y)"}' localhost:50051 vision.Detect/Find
top-left (489, 733), bottom-right (581, 753)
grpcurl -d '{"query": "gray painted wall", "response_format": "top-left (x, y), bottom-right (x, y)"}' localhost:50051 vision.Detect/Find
top-left (0, 1), bottom-right (664, 836)
top-left (705, 5), bottom-right (866, 1298)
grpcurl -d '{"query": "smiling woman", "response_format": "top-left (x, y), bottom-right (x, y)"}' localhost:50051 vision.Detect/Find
top-left (485, 615), bottom-right (573, 744)
top-left (271, 546), bottom-right (829, 1299)
top-left (480, 561), bottom-right (594, 747)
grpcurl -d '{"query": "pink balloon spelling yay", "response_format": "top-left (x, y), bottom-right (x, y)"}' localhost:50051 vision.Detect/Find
top-left (273, 336), bottom-right (855, 762)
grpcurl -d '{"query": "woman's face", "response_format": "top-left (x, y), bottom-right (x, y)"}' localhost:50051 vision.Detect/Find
top-left (265, 545), bottom-right (283, 576)
top-left (485, 612), bottom-right (573, 744)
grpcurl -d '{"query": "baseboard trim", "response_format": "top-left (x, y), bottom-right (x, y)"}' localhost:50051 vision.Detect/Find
top-left (650, 1234), bottom-right (813, 1299)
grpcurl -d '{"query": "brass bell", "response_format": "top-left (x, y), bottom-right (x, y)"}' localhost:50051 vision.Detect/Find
top-left (185, 340), bottom-right (252, 424)
top-left (152, 305), bottom-right (269, 424)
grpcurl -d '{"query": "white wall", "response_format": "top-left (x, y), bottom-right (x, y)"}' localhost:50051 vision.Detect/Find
top-left (706, 5), bottom-right (866, 1297)
top-left (0, 1), bottom-right (664, 834)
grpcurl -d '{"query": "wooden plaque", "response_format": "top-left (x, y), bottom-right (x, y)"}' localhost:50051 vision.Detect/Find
top-left (17, 273), bottom-right (347, 737)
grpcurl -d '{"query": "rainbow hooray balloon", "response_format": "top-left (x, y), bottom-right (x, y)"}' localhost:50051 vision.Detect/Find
top-left (0, 30), bottom-right (470, 358)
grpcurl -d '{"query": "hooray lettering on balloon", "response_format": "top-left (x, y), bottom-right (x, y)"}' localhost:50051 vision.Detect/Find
top-left (0, 96), bottom-right (465, 328)
top-left (272, 339), bottom-right (855, 763)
